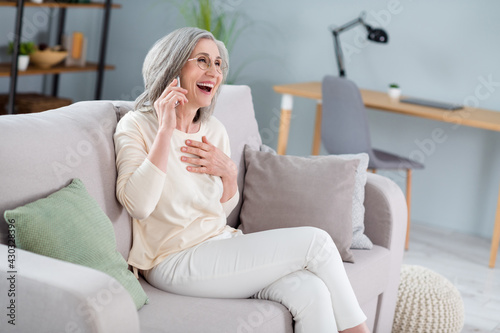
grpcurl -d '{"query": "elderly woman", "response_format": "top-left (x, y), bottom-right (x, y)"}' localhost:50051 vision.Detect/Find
top-left (114, 27), bottom-right (369, 333)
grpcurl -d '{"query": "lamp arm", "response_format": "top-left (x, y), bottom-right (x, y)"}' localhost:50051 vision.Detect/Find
top-left (331, 16), bottom-right (365, 77)
top-left (332, 31), bottom-right (345, 77)
top-left (331, 17), bottom-right (363, 35)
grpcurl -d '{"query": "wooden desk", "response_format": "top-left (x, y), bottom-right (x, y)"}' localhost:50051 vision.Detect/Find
top-left (273, 81), bottom-right (500, 268)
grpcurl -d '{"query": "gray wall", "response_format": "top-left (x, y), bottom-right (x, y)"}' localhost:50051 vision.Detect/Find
top-left (1, 0), bottom-right (500, 239)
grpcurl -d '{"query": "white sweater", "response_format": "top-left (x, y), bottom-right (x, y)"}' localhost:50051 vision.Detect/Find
top-left (114, 108), bottom-right (239, 274)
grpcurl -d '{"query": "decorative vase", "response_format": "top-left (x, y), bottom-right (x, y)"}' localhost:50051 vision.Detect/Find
top-left (17, 55), bottom-right (30, 71)
top-left (388, 87), bottom-right (401, 100)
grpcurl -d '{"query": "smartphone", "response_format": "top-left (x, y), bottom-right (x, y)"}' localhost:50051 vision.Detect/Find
top-left (175, 76), bottom-right (181, 106)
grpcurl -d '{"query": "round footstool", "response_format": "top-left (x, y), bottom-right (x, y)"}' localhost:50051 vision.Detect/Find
top-left (392, 265), bottom-right (464, 333)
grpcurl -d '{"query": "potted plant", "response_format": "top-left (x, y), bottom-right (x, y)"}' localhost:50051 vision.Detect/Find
top-left (8, 41), bottom-right (36, 71)
top-left (388, 83), bottom-right (401, 99)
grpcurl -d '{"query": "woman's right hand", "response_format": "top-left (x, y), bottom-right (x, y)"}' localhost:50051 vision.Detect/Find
top-left (153, 78), bottom-right (188, 131)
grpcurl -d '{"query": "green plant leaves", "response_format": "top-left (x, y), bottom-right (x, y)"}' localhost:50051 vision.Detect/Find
top-left (7, 41), bottom-right (36, 56)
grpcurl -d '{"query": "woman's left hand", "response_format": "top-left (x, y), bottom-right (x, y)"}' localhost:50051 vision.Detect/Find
top-left (181, 136), bottom-right (237, 202)
top-left (181, 136), bottom-right (237, 181)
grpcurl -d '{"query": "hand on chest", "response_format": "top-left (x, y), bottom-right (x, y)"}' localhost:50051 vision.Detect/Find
top-left (166, 144), bottom-right (224, 208)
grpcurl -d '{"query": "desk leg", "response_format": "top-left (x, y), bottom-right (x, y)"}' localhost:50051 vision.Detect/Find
top-left (405, 169), bottom-right (412, 251)
top-left (312, 101), bottom-right (322, 155)
top-left (277, 94), bottom-right (294, 155)
top-left (489, 185), bottom-right (500, 268)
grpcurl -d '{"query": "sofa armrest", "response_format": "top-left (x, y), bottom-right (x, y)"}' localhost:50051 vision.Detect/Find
top-left (0, 244), bottom-right (139, 333)
top-left (363, 173), bottom-right (407, 250)
top-left (362, 173), bottom-right (407, 333)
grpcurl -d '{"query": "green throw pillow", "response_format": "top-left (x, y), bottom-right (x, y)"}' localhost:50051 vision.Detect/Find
top-left (4, 178), bottom-right (148, 310)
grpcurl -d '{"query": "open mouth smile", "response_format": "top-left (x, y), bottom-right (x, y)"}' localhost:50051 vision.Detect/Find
top-left (196, 82), bottom-right (214, 95)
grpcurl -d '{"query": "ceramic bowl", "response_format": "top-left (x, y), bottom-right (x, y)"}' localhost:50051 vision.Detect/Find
top-left (30, 50), bottom-right (68, 69)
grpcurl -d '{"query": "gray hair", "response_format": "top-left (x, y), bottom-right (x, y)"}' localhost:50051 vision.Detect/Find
top-left (134, 27), bottom-right (229, 123)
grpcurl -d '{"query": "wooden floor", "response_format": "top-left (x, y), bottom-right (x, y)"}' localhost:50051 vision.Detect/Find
top-left (403, 223), bottom-right (500, 332)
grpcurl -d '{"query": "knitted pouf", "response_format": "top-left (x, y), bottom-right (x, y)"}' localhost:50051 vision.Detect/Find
top-left (392, 265), bottom-right (464, 333)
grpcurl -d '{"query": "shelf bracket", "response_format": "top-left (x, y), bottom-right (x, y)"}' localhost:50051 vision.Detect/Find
top-left (7, 0), bottom-right (26, 115)
top-left (51, 7), bottom-right (67, 97)
top-left (95, 0), bottom-right (112, 100)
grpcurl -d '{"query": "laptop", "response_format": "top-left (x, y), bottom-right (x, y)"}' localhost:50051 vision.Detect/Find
top-left (400, 97), bottom-right (463, 111)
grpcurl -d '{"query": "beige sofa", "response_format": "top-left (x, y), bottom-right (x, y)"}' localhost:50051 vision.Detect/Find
top-left (0, 85), bottom-right (407, 332)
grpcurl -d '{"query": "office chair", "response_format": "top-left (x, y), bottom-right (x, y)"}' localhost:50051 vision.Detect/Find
top-left (321, 75), bottom-right (424, 250)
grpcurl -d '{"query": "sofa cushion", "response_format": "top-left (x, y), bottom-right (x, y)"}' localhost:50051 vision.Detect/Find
top-left (212, 85), bottom-right (262, 228)
top-left (239, 147), bottom-right (359, 262)
top-left (0, 101), bottom-right (132, 259)
top-left (113, 100), bottom-right (135, 119)
top-left (138, 278), bottom-right (293, 333)
top-left (4, 178), bottom-right (148, 309)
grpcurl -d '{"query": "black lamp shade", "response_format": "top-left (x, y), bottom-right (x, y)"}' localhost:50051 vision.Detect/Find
top-left (367, 27), bottom-right (389, 43)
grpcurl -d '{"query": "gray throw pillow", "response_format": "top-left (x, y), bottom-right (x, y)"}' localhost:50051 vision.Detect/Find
top-left (239, 146), bottom-right (359, 262)
top-left (260, 145), bottom-right (373, 250)
top-left (314, 153), bottom-right (373, 250)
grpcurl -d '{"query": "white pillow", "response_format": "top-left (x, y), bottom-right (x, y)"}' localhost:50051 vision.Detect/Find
top-left (330, 153), bottom-right (372, 250)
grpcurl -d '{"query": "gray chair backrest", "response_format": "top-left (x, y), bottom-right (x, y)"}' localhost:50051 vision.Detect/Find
top-left (321, 75), bottom-right (373, 155)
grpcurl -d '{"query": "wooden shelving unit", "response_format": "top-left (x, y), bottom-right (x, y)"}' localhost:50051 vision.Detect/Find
top-left (2, 0), bottom-right (120, 114)
top-left (0, 1), bottom-right (121, 8)
top-left (0, 62), bottom-right (115, 77)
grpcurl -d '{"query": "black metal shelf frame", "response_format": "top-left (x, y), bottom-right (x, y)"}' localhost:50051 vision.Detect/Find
top-left (6, 0), bottom-right (113, 114)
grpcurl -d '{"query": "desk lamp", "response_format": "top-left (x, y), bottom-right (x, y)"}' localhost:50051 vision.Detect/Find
top-left (330, 12), bottom-right (389, 77)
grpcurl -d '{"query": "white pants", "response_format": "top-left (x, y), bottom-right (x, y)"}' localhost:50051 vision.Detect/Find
top-left (144, 227), bottom-right (366, 332)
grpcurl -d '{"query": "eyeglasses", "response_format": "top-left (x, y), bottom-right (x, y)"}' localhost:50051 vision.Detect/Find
top-left (186, 54), bottom-right (227, 74)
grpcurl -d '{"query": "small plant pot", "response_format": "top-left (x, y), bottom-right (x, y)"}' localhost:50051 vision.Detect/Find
top-left (388, 87), bottom-right (401, 100)
top-left (17, 55), bottom-right (30, 71)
